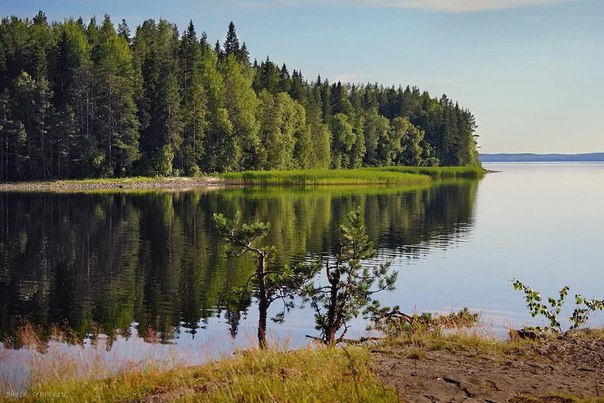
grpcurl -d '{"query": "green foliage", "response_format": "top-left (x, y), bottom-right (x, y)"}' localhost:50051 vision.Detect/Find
top-left (366, 165), bottom-right (485, 179)
top-left (179, 21), bottom-right (208, 176)
top-left (212, 211), bottom-right (270, 255)
top-left (570, 295), bottom-right (604, 329)
top-left (134, 19), bottom-right (183, 176)
top-left (153, 144), bottom-right (174, 177)
top-left (212, 212), bottom-right (317, 348)
top-left (363, 109), bottom-right (390, 166)
top-left (392, 117), bottom-right (424, 166)
top-left (302, 208), bottom-right (398, 344)
top-left (512, 279), bottom-right (604, 334)
top-left (220, 167), bottom-right (432, 186)
top-left (0, 13), bottom-right (481, 181)
top-left (330, 113), bottom-right (355, 169)
top-left (221, 54), bottom-right (259, 170)
top-left (256, 90), bottom-right (299, 170)
top-left (93, 17), bottom-right (140, 177)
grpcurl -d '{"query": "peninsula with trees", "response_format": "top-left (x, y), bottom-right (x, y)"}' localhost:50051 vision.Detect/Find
top-left (0, 12), bottom-right (480, 182)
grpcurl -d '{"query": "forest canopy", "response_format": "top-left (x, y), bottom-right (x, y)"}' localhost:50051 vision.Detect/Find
top-left (0, 11), bottom-right (480, 180)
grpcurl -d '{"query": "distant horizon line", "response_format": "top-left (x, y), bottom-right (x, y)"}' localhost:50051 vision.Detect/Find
top-left (480, 152), bottom-right (604, 155)
top-left (479, 152), bottom-right (604, 162)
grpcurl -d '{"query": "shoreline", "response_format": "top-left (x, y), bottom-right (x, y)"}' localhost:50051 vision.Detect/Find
top-left (0, 167), bottom-right (485, 192)
top-left (0, 177), bottom-right (225, 192)
top-left (16, 328), bottom-right (604, 402)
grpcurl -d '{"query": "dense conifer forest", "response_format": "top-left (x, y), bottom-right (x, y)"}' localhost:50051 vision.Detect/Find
top-left (0, 12), bottom-right (480, 180)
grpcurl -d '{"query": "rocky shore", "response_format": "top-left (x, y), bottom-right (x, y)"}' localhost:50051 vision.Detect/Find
top-left (371, 329), bottom-right (604, 402)
top-left (0, 177), bottom-right (224, 192)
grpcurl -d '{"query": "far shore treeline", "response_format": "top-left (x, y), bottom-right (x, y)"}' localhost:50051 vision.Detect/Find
top-left (0, 11), bottom-right (480, 181)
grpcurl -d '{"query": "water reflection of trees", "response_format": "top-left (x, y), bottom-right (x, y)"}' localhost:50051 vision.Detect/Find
top-left (0, 182), bottom-right (477, 349)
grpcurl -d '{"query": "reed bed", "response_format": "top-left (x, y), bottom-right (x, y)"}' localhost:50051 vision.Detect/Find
top-left (220, 168), bottom-right (433, 186)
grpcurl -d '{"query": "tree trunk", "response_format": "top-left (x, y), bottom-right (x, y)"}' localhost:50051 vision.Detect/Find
top-left (257, 252), bottom-right (268, 349)
top-left (325, 271), bottom-right (339, 345)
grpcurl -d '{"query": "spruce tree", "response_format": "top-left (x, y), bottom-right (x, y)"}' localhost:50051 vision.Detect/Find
top-left (117, 19), bottom-right (131, 44)
top-left (223, 22), bottom-right (240, 57)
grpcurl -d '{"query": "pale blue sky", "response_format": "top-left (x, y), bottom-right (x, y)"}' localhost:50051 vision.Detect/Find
top-left (2, 0), bottom-right (602, 153)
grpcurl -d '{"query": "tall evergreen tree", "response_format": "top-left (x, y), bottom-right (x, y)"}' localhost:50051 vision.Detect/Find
top-left (223, 21), bottom-right (240, 57)
top-left (92, 15), bottom-right (139, 177)
top-left (117, 19), bottom-right (131, 44)
top-left (134, 19), bottom-right (182, 175)
top-left (179, 21), bottom-right (208, 175)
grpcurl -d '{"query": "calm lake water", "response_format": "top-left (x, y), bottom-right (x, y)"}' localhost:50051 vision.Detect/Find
top-left (1, 163), bottom-right (603, 388)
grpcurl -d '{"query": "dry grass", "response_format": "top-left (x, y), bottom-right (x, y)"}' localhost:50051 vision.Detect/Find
top-left (377, 321), bottom-right (535, 359)
top-left (18, 345), bottom-right (397, 402)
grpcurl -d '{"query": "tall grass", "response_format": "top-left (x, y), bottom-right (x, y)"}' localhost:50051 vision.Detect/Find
top-left (220, 168), bottom-right (432, 186)
top-left (21, 345), bottom-right (397, 402)
top-left (365, 166), bottom-right (485, 179)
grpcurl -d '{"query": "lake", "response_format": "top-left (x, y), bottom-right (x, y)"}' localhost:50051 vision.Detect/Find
top-left (1, 163), bottom-right (603, 389)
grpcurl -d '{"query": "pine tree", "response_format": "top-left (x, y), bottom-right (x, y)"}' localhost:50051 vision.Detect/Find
top-left (117, 19), bottom-right (131, 44)
top-left (288, 70), bottom-right (307, 104)
top-left (258, 57), bottom-right (280, 94)
top-left (238, 42), bottom-right (250, 64)
top-left (330, 81), bottom-right (353, 117)
top-left (50, 20), bottom-right (91, 177)
top-left (320, 78), bottom-right (331, 123)
top-left (306, 80), bottom-right (330, 169)
top-left (134, 19), bottom-right (182, 175)
top-left (12, 72), bottom-right (52, 179)
top-left (92, 16), bottom-right (140, 177)
top-left (179, 21), bottom-right (207, 175)
top-left (278, 63), bottom-right (291, 93)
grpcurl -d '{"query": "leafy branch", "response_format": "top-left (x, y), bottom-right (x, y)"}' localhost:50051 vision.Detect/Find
top-left (512, 279), bottom-right (604, 334)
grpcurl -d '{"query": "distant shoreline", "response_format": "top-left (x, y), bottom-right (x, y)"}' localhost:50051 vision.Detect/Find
top-left (480, 153), bottom-right (604, 162)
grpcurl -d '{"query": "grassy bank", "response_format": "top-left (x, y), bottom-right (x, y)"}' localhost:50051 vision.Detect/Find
top-left (221, 168), bottom-right (429, 186)
top-left (365, 165), bottom-right (485, 179)
top-left (20, 346), bottom-right (397, 402)
top-left (0, 166), bottom-right (483, 191)
top-left (15, 329), bottom-right (604, 402)
top-left (220, 166), bottom-right (483, 186)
